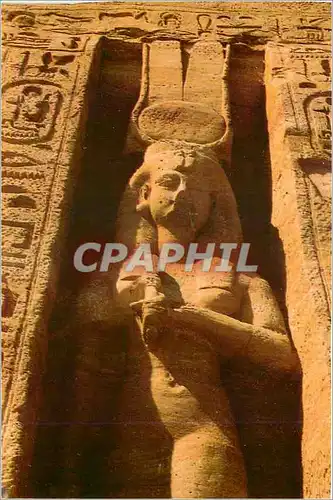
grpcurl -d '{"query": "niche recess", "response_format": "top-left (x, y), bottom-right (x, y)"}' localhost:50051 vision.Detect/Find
top-left (31, 38), bottom-right (302, 499)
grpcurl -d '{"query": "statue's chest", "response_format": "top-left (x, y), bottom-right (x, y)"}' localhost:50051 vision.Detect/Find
top-left (157, 266), bottom-right (198, 304)
top-left (159, 263), bottom-right (242, 316)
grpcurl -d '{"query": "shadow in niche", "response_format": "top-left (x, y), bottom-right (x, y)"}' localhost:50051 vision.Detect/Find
top-left (31, 39), bottom-right (303, 499)
top-left (223, 43), bottom-right (303, 498)
top-left (31, 38), bottom-right (172, 498)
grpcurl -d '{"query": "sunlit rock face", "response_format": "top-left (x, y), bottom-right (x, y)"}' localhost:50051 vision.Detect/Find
top-left (1, 3), bottom-right (331, 499)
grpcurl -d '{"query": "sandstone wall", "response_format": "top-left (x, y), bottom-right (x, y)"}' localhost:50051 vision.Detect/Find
top-left (265, 42), bottom-right (331, 498)
top-left (1, 3), bottom-right (331, 498)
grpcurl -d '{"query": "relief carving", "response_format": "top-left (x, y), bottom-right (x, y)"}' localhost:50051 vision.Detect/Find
top-left (2, 83), bottom-right (62, 144)
top-left (5, 11), bottom-right (36, 29)
top-left (266, 42), bottom-right (331, 316)
top-left (270, 46), bottom-right (331, 88)
top-left (1, 273), bottom-right (29, 335)
top-left (197, 14), bottom-right (212, 35)
top-left (308, 94), bottom-right (332, 155)
top-left (2, 31), bottom-right (50, 49)
top-left (37, 12), bottom-right (94, 28)
top-left (2, 220), bottom-right (34, 268)
top-left (99, 10), bottom-right (148, 21)
top-left (2, 152), bottom-right (45, 180)
top-left (216, 14), bottom-right (262, 36)
top-left (2, 276), bottom-right (19, 319)
top-left (3, 5), bottom-right (331, 45)
top-left (3, 11), bottom-right (48, 48)
top-left (2, 152), bottom-right (38, 167)
top-left (1, 21), bottom-right (103, 498)
top-left (2, 184), bottom-right (37, 210)
top-left (19, 51), bottom-right (76, 78)
top-left (158, 12), bottom-right (182, 30)
top-left (2, 11), bottom-right (86, 51)
top-left (5, 9), bottom-right (92, 34)
top-left (281, 16), bottom-right (331, 42)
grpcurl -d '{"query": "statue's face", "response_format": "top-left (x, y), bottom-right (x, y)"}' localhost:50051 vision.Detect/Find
top-left (148, 168), bottom-right (212, 233)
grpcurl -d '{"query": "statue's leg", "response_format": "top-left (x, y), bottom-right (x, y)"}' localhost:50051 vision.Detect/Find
top-left (170, 426), bottom-right (247, 498)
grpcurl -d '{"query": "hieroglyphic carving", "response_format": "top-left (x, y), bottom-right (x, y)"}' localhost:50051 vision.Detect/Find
top-left (2, 221), bottom-right (34, 269)
top-left (290, 47), bottom-right (331, 88)
top-left (1, 274), bottom-right (24, 337)
top-left (1, 42), bottom-right (75, 339)
top-left (1, 173), bottom-right (50, 351)
top-left (2, 4), bottom-right (331, 46)
top-left (2, 168), bottom-right (45, 181)
top-left (267, 43), bottom-right (331, 148)
top-left (3, 9), bottom-right (89, 48)
top-left (2, 152), bottom-right (45, 180)
top-left (265, 41), bottom-right (331, 314)
top-left (2, 276), bottom-right (19, 319)
top-left (2, 11), bottom-right (87, 52)
top-left (5, 11), bottom-right (36, 30)
top-left (37, 11), bottom-right (94, 28)
top-left (2, 185), bottom-right (37, 210)
top-left (308, 94), bottom-right (332, 155)
top-left (269, 45), bottom-right (331, 170)
top-left (270, 46), bottom-right (331, 88)
top-left (101, 9), bottom-right (277, 42)
top-left (281, 16), bottom-right (331, 43)
top-left (197, 14), bottom-right (213, 35)
top-left (99, 10), bottom-right (148, 22)
top-left (265, 41), bottom-right (331, 499)
top-left (2, 31), bottom-right (50, 49)
top-left (2, 27), bottom-right (101, 496)
top-left (2, 177), bottom-right (43, 272)
top-left (2, 83), bottom-right (62, 144)
top-left (19, 51), bottom-right (76, 78)
top-left (216, 14), bottom-right (262, 36)
top-left (158, 12), bottom-right (182, 29)
top-left (2, 152), bottom-right (37, 167)
top-left (2, 28), bottom-right (86, 52)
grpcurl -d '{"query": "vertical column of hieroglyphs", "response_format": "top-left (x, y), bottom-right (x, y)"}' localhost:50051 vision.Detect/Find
top-left (2, 8), bottom-right (100, 496)
top-left (265, 15), bottom-right (331, 499)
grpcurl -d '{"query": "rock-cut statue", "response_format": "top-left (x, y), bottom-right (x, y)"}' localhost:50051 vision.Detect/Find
top-left (113, 140), bottom-right (298, 498)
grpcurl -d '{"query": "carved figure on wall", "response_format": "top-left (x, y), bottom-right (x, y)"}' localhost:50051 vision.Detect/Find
top-left (113, 141), bottom-right (298, 498)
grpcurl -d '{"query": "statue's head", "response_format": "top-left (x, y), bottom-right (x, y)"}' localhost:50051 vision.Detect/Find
top-left (133, 142), bottom-right (215, 235)
top-left (116, 141), bottom-right (242, 252)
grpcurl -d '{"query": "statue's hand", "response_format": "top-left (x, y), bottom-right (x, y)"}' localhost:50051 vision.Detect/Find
top-left (176, 304), bottom-right (199, 313)
top-left (130, 295), bottom-right (169, 347)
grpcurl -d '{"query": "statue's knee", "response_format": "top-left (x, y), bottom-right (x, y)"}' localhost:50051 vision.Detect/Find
top-left (171, 429), bottom-right (247, 498)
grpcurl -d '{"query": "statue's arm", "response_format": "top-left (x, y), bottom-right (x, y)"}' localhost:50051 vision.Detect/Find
top-left (238, 274), bottom-right (299, 372)
top-left (168, 275), bottom-right (299, 373)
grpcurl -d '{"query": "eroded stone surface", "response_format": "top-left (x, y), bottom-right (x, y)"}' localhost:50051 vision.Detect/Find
top-left (1, 2), bottom-right (331, 499)
top-left (138, 101), bottom-right (226, 144)
top-left (265, 42), bottom-right (331, 498)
